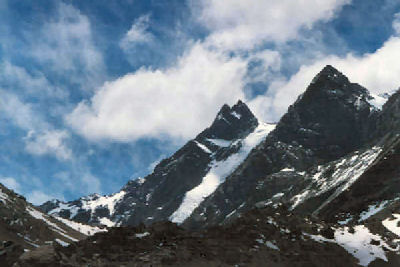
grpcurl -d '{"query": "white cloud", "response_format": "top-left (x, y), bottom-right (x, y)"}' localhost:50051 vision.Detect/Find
top-left (68, 0), bottom-right (352, 142)
top-left (26, 190), bottom-right (60, 205)
top-left (0, 176), bottom-right (20, 192)
top-left (67, 43), bottom-right (247, 141)
top-left (25, 130), bottom-right (72, 161)
top-left (197, 0), bottom-right (351, 50)
top-left (245, 50), bottom-right (282, 84)
top-left (393, 12), bottom-right (400, 35)
top-left (30, 2), bottom-right (105, 89)
top-left (0, 91), bottom-right (72, 161)
top-left (0, 91), bottom-right (48, 130)
top-left (120, 14), bottom-right (154, 50)
top-left (0, 61), bottom-right (67, 99)
top-left (250, 35), bottom-right (400, 122)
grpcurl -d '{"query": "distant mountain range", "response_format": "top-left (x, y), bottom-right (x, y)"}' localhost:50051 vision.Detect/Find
top-left (2, 65), bottom-right (400, 266)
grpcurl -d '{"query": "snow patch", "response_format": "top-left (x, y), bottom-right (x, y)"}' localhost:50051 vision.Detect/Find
top-left (291, 190), bottom-right (309, 209)
top-left (27, 207), bottom-right (66, 234)
top-left (382, 214), bottom-right (400, 236)
top-left (272, 192), bottom-right (284, 198)
top-left (135, 232), bottom-right (150, 238)
top-left (170, 123), bottom-right (276, 224)
top-left (217, 114), bottom-right (231, 124)
top-left (26, 207), bottom-right (78, 242)
top-left (48, 191), bottom-right (126, 227)
top-left (334, 226), bottom-right (391, 266)
top-left (206, 138), bottom-right (231, 147)
top-left (54, 216), bottom-right (106, 235)
top-left (231, 111), bottom-right (241, 119)
top-left (338, 216), bottom-right (353, 225)
top-left (55, 238), bottom-right (69, 247)
top-left (279, 167), bottom-right (294, 172)
top-left (99, 217), bottom-right (115, 227)
top-left (311, 225), bottom-right (396, 266)
top-left (194, 141), bottom-right (212, 154)
top-left (0, 188), bottom-right (9, 204)
top-left (359, 201), bottom-right (388, 222)
top-left (81, 190), bottom-right (126, 216)
top-left (136, 177), bottom-right (146, 184)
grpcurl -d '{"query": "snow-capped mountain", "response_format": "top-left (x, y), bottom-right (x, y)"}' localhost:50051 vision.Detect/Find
top-left (40, 100), bottom-right (273, 227)
top-left (36, 65), bottom-right (400, 266)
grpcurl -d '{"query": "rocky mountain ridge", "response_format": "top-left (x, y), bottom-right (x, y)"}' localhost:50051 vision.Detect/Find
top-left (29, 65), bottom-right (400, 266)
top-left (41, 65), bottom-right (392, 230)
top-left (40, 99), bottom-right (272, 227)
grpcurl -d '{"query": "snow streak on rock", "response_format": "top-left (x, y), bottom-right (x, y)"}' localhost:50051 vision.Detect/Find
top-left (26, 207), bottom-right (78, 242)
top-left (53, 216), bottom-right (106, 236)
top-left (290, 147), bottom-right (382, 211)
top-left (170, 123), bottom-right (276, 224)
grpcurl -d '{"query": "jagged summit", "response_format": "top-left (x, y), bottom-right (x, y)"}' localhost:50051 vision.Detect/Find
top-left (273, 65), bottom-right (376, 161)
top-left (311, 65), bottom-right (350, 86)
top-left (197, 100), bottom-right (258, 140)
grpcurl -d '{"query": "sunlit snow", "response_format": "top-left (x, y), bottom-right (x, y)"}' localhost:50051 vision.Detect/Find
top-left (311, 225), bottom-right (396, 266)
top-left (27, 207), bottom-right (78, 242)
top-left (382, 214), bottom-right (400, 236)
top-left (54, 216), bottom-right (106, 235)
top-left (170, 123), bottom-right (275, 224)
top-left (194, 141), bottom-right (212, 154)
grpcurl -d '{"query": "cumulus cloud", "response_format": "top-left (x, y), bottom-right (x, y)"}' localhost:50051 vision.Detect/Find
top-left (0, 176), bottom-right (20, 192)
top-left (67, 43), bottom-right (248, 141)
top-left (120, 14), bottom-right (154, 50)
top-left (67, 0), bottom-right (354, 142)
top-left (197, 0), bottom-right (351, 50)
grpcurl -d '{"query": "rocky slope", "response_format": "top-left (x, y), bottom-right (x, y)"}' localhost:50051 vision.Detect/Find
top-left (0, 183), bottom-right (104, 265)
top-left (15, 205), bottom-right (400, 266)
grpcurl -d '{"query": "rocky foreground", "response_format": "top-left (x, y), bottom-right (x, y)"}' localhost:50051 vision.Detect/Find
top-left (13, 205), bottom-right (400, 266)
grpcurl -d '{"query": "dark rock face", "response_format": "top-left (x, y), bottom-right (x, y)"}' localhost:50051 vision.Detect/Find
top-left (376, 90), bottom-right (400, 138)
top-left (40, 100), bottom-right (260, 227)
top-left (273, 65), bottom-right (376, 161)
top-left (197, 100), bottom-right (258, 140)
top-left (185, 65), bottom-right (380, 228)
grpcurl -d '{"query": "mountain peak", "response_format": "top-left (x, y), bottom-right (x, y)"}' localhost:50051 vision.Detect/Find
top-left (310, 65), bottom-right (349, 86)
top-left (197, 100), bottom-right (258, 140)
top-left (321, 64), bottom-right (339, 73)
top-left (273, 66), bottom-right (375, 161)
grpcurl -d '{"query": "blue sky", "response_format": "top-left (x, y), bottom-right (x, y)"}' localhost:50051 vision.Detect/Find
top-left (0, 0), bottom-right (400, 204)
